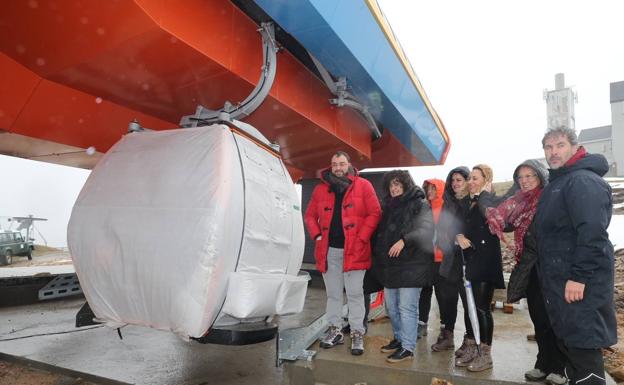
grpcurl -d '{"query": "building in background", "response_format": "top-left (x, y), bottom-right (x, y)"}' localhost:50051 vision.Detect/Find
top-left (610, 81), bottom-right (624, 177)
top-left (544, 73), bottom-right (577, 131)
top-left (578, 81), bottom-right (624, 177)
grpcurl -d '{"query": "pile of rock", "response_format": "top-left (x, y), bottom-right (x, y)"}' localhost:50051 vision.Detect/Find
top-left (613, 186), bottom-right (624, 215)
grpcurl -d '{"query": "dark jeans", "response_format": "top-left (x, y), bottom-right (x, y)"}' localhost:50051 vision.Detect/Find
top-left (459, 280), bottom-right (495, 345)
top-left (556, 340), bottom-right (606, 385)
top-left (526, 267), bottom-right (565, 375)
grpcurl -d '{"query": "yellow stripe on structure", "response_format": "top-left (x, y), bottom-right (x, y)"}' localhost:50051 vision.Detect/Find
top-left (364, 0), bottom-right (449, 143)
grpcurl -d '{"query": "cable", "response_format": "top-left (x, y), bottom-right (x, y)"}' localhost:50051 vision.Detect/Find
top-left (0, 325), bottom-right (104, 342)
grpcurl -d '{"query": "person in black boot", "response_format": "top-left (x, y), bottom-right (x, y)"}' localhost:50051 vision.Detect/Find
top-left (535, 128), bottom-right (616, 385)
top-left (487, 159), bottom-right (566, 384)
top-left (435, 168), bottom-right (471, 354)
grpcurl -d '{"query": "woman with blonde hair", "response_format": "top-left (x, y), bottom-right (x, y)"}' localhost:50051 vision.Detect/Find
top-left (453, 164), bottom-right (504, 372)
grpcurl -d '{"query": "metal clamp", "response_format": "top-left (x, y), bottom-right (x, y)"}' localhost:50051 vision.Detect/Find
top-left (180, 22), bottom-right (279, 127)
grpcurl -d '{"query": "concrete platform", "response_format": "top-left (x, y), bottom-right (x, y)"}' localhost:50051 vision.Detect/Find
top-left (284, 303), bottom-right (617, 385)
top-left (0, 274), bottom-right (616, 385)
top-left (0, 264), bottom-right (75, 278)
top-left (0, 280), bottom-right (327, 385)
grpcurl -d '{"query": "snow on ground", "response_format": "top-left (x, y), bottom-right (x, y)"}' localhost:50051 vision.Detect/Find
top-left (606, 177), bottom-right (624, 190)
top-left (610, 214), bottom-right (624, 251)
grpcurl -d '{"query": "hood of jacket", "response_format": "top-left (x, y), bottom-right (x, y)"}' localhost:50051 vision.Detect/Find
top-left (512, 159), bottom-right (549, 191)
top-left (383, 183), bottom-right (425, 207)
top-left (423, 178), bottom-right (445, 208)
top-left (443, 166), bottom-right (470, 203)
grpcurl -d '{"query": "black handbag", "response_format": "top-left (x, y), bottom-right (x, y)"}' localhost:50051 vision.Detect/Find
top-left (506, 254), bottom-right (536, 303)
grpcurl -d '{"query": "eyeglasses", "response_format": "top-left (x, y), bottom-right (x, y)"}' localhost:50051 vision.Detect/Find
top-left (517, 174), bottom-right (537, 181)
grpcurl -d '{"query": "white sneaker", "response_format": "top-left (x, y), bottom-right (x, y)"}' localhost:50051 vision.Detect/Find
top-left (545, 373), bottom-right (568, 385)
top-left (525, 368), bottom-right (547, 381)
top-left (319, 326), bottom-right (344, 348)
top-left (350, 330), bottom-right (364, 355)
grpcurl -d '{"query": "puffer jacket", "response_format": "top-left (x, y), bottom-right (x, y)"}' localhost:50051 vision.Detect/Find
top-left (304, 168), bottom-right (381, 273)
top-left (371, 185), bottom-right (434, 288)
top-left (423, 179), bottom-right (446, 263)
top-left (535, 151), bottom-right (616, 349)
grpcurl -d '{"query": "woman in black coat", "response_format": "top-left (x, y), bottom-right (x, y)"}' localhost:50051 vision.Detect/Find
top-left (372, 170), bottom-right (434, 363)
top-left (431, 167), bottom-right (471, 353)
top-left (454, 164), bottom-right (504, 372)
top-left (486, 159), bottom-right (566, 384)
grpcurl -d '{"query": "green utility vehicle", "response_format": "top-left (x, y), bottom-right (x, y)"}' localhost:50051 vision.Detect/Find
top-left (0, 231), bottom-right (34, 265)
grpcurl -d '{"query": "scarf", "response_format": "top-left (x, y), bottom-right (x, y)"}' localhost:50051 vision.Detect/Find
top-left (564, 146), bottom-right (587, 167)
top-left (486, 187), bottom-right (542, 262)
top-left (387, 195), bottom-right (403, 209)
top-left (325, 171), bottom-right (352, 194)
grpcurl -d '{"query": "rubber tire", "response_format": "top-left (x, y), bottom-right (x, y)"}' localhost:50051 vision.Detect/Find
top-left (3, 250), bottom-right (12, 265)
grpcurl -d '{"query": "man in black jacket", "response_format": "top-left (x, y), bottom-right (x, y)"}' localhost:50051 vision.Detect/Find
top-left (535, 127), bottom-right (616, 385)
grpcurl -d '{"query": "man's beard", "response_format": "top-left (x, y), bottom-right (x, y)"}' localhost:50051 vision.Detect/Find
top-left (548, 156), bottom-right (561, 168)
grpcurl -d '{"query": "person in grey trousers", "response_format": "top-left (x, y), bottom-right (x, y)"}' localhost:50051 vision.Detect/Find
top-left (304, 151), bottom-right (381, 355)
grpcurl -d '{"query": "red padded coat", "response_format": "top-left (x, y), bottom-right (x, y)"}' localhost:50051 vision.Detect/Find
top-left (304, 168), bottom-right (381, 273)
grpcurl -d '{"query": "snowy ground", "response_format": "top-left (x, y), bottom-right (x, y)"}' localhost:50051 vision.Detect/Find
top-left (608, 177), bottom-right (624, 250)
top-left (610, 214), bottom-right (624, 251)
top-left (605, 177), bottom-right (624, 190)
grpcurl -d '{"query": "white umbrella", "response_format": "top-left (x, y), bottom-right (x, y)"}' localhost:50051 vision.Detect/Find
top-left (460, 248), bottom-right (481, 354)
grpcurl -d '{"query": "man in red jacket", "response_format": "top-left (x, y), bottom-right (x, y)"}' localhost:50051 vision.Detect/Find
top-left (304, 151), bottom-right (381, 355)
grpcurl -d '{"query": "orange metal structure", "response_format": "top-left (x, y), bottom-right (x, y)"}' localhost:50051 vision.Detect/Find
top-left (0, 0), bottom-right (447, 179)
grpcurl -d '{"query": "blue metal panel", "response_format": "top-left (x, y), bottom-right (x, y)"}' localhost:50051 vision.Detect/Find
top-left (254, 0), bottom-right (446, 162)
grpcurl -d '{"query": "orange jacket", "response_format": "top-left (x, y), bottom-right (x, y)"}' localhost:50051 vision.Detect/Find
top-left (424, 179), bottom-right (446, 262)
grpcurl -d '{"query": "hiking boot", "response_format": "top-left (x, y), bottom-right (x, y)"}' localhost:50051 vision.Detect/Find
top-left (381, 338), bottom-right (402, 353)
top-left (431, 329), bottom-right (455, 352)
top-left (467, 343), bottom-right (493, 372)
top-left (320, 326), bottom-right (344, 348)
top-left (417, 322), bottom-right (428, 339)
top-left (386, 348), bottom-right (414, 363)
top-left (454, 336), bottom-right (475, 357)
top-left (545, 373), bottom-right (568, 385)
top-left (454, 339), bottom-right (477, 367)
top-left (350, 330), bottom-right (364, 355)
top-left (524, 368), bottom-right (547, 381)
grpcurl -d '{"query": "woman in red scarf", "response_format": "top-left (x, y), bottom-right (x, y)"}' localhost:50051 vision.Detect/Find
top-left (486, 159), bottom-right (566, 385)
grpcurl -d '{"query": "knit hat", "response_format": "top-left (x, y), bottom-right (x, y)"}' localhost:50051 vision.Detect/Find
top-left (473, 164), bottom-right (493, 183)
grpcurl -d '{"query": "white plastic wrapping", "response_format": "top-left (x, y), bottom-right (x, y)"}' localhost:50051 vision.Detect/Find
top-left (68, 125), bottom-right (306, 339)
top-left (222, 271), bottom-right (309, 318)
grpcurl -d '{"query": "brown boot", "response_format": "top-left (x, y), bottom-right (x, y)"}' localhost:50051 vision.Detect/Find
top-left (431, 329), bottom-right (455, 352)
top-left (467, 343), bottom-right (493, 372)
top-left (454, 339), bottom-right (477, 367)
top-left (454, 336), bottom-right (475, 357)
